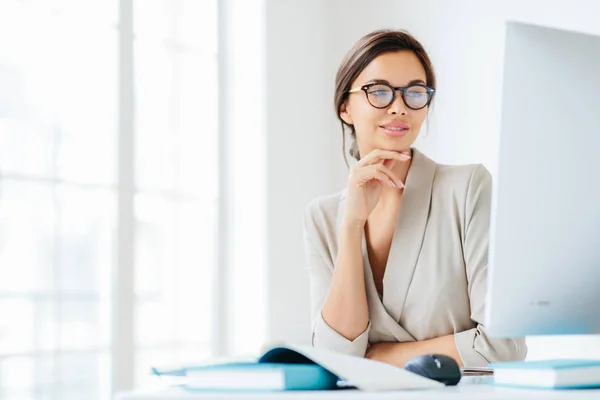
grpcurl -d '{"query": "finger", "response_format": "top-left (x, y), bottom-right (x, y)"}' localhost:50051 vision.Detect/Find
top-left (358, 149), bottom-right (411, 166)
top-left (373, 171), bottom-right (398, 189)
top-left (355, 165), bottom-right (403, 189)
top-left (382, 158), bottom-right (396, 170)
top-left (355, 168), bottom-right (397, 188)
top-left (374, 164), bottom-right (404, 188)
top-left (360, 149), bottom-right (409, 166)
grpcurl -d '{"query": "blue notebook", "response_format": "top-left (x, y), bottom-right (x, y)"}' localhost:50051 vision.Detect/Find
top-left (152, 348), bottom-right (340, 392)
top-left (489, 359), bottom-right (600, 389)
top-left (153, 362), bottom-right (338, 392)
top-left (151, 344), bottom-right (443, 392)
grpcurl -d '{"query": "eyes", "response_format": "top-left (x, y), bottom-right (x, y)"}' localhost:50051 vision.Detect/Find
top-left (363, 83), bottom-right (434, 110)
top-left (369, 89), bottom-right (390, 97)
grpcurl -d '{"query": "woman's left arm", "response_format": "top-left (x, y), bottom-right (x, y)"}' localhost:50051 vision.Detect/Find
top-left (367, 165), bottom-right (527, 368)
top-left (452, 165), bottom-right (527, 366)
top-left (366, 334), bottom-right (462, 367)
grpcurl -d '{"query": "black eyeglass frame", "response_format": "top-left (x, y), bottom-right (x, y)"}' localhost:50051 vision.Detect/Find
top-left (348, 82), bottom-right (436, 110)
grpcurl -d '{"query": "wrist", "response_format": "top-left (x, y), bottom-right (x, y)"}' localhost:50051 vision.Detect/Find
top-left (342, 217), bottom-right (366, 232)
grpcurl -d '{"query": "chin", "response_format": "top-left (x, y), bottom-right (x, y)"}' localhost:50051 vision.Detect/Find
top-left (378, 138), bottom-right (413, 153)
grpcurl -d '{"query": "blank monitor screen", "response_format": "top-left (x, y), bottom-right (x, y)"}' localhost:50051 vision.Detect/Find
top-left (486, 22), bottom-right (600, 337)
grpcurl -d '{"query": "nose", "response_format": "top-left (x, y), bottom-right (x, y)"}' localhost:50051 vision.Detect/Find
top-left (387, 89), bottom-right (408, 115)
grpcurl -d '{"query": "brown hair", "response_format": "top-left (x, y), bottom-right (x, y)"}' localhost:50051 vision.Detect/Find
top-left (334, 29), bottom-right (436, 165)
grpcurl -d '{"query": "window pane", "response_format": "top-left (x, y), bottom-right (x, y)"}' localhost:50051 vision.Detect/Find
top-left (0, 182), bottom-right (55, 293)
top-left (0, 117), bottom-right (54, 179)
top-left (0, 3), bottom-right (117, 183)
top-left (136, 300), bottom-right (175, 347)
top-left (57, 386), bottom-right (108, 400)
top-left (58, 301), bottom-right (108, 350)
top-left (135, 194), bottom-right (176, 347)
top-left (56, 185), bottom-right (115, 294)
top-left (55, 353), bottom-right (110, 400)
top-left (176, 54), bottom-right (218, 197)
top-left (0, 5), bottom-right (59, 178)
top-left (0, 353), bottom-right (110, 400)
top-left (177, 346), bottom-right (212, 365)
top-left (134, 197), bottom-right (216, 348)
top-left (0, 325), bottom-right (110, 397)
top-left (53, 27), bottom-right (118, 185)
top-left (37, 0), bottom-right (118, 27)
top-left (174, 200), bottom-right (216, 346)
top-left (0, 299), bottom-right (35, 355)
top-left (133, 0), bottom-right (172, 43)
top-left (134, 40), bottom-right (176, 191)
top-left (179, 0), bottom-right (217, 53)
top-left (134, 193), bottom-right (174, 297)
top-left (0, 356), bottom-right (54, 399)
top-left (133, 0), bottom-right (216, 54)
top-left (34, 299), bottom-right (58, 353)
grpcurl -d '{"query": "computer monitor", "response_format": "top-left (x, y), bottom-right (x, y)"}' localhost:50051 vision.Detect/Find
top-left (486, 22), bottom-right (600, 337)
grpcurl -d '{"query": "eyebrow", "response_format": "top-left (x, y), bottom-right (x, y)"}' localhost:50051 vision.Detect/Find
top-left (366, 78), bottom-right (426, 86)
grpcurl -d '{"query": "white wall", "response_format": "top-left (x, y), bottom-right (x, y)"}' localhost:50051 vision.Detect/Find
top-left (264, 0), bottom-right (333, 346)
top-left (263, 0), bottom-right (600, 357)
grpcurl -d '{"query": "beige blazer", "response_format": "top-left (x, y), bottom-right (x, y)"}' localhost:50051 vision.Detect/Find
top-left (303, 148), bottom-right (527, 366)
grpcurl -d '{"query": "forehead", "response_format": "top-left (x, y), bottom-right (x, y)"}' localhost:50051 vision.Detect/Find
top-left (354, 50), bottom-right (427, 86)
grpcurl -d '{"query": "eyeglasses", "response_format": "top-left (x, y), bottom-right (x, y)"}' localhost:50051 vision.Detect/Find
top-left (348, 82), bottom-right (435, 110)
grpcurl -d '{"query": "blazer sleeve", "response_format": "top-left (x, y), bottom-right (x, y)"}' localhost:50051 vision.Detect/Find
top-left (303, 201), bottom-right (371, 357)
top-left (453, 165), bottom-right (528, 366)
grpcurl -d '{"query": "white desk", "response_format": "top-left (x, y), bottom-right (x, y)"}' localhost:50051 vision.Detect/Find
top-left (116, 384), bottom-right (600, 400)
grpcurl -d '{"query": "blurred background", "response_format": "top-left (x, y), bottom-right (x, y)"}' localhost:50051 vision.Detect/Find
top-left (0, 0), bottom-right (599, 399)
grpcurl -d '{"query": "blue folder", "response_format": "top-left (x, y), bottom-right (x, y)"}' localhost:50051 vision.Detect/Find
top-left (489, 359), bottom-right (600, 390)
top-left (152, 347), bottom-right (341, 391)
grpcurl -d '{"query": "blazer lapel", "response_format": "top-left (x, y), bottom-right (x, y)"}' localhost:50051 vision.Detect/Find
top-left (337, 191), bottom-right (414, 341)
top-left (360, 234), bottom-right (417, 342)
top-left (382, 148), bottom-right (437, 322)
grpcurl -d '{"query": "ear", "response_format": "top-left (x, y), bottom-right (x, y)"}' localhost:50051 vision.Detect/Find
top-left (340, 101), bottom-right (354, 125)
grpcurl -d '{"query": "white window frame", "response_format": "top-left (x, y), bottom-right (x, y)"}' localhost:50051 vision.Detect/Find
top-left (0, 0), bottom-right (265, 395)
top-left (113, 0), bottom-right (258, 394)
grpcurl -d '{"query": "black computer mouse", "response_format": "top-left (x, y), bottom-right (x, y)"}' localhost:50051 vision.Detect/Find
top-left (403, 354), bottom-right (461, 386)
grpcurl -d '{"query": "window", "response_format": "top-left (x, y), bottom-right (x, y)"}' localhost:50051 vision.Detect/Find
top-left (0, 0), bottom-right (219, 398)
top-left (131, 0), bottom-right (218, 389)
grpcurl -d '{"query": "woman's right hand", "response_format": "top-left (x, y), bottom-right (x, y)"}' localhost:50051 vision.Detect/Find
top-left (344, 149), bottom-right (411, 227)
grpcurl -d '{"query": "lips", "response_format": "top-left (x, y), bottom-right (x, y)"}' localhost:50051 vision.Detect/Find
top-left (380, 121), bottom-right (409, 137)
top-left (381, 121), bottom-right (409, 129)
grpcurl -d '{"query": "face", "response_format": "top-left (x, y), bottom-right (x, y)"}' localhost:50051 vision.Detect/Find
top-left (340, 50), bottom-right (430, 155)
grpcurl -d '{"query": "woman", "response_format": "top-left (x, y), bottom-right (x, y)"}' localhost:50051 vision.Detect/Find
top-left (303, 29), bottom-right (526, 367)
